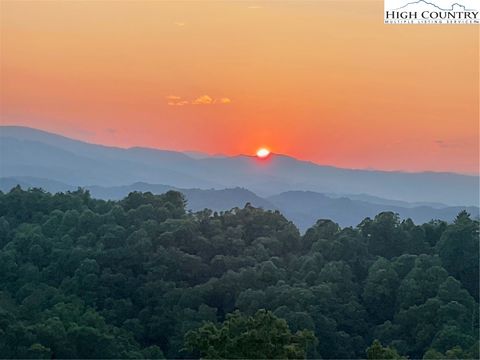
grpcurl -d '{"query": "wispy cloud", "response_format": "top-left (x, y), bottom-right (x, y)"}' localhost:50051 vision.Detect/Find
top-left (166, 95), bottom-right (188, 106)
top-left (435, 140), bottom-right (450, 148)
top-left (174, 22), bottom-right (186, 26)
top-left (434, 138), bottom-right (474, 149)
top-left (192, 95), bottom-right (214, 105)
top-left (435, 139), bottom-right (462, 149)
top-left (167, 100), bottom-right (189, 106)
top-left (166, 95), bottom-right (231, 106)
top-left (248, 5), bottom-right (262, 9)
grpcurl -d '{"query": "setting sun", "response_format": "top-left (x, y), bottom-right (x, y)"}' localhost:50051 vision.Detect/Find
top-left (256, 148), bottom-right (270, 159)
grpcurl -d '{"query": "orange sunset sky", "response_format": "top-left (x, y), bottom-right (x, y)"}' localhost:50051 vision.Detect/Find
top-left (1, 1), bottom-right (478, 174)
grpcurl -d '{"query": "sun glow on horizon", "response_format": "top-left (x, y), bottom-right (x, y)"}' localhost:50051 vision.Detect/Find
top-left (0, 1), bottom-right (477, 174)
top-left (256, 148), bottom-right (270, 159)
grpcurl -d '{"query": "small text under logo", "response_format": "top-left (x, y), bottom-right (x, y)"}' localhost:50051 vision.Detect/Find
top-left (384, 0), bottom-right (479, 24)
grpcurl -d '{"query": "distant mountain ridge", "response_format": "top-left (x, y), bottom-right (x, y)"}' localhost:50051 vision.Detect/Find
top-left (1, 126), bottom-right (478, 206)
top-left (268, 190), bottom-right (478, 230)
top-left (1, 177), bottom-right (477, 231)
top-left (0, 177), bottom-right (275, 214)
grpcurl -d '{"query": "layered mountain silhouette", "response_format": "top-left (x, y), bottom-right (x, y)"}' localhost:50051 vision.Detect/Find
top-left (1, 126), bottom-right (478, 206)
top-left (1, 125), bottom-right (478, 230)
top-left (0, 176), bottom-right (478, 231)
top-left (268, 190), bottom-right (478, 231)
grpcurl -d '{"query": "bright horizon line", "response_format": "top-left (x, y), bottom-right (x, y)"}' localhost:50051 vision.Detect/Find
top-left (1, 124), bottom-right (478, 177)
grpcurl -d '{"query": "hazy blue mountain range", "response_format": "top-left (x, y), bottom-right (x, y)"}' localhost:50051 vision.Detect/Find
top-left (325, 192), bottom-right (451, 209)
top-left (1, 126), bottom-right (478, 207)
top-left (0, 177), bottom-right (275, 213)
top-left (268, 191), bottom-right (479, 231)
top-left (1, 176), bottom-right (478, 231)
top-left (87, 183), bottom-right (275, 212)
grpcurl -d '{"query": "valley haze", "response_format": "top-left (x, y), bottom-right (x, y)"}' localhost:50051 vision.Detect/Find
top-left (1, 126), bottom-right (478, 230)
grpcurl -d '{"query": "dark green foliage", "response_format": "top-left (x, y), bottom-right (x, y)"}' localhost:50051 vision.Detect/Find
top-left (184, 309), bottom-right (315, 359)
top-left (0, 188), bottom-right (478, 359)
top-left (366, 339), bottom-right (405, 359)
top-left (436, 210), bottom-right (479, 300)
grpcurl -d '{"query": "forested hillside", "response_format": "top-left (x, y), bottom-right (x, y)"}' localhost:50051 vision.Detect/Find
top-left (0, 187), bottom-right (478, 359)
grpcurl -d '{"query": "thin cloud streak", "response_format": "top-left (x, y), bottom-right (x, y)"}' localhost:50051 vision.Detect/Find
top-left (166, 95), bottom-right (231, 106)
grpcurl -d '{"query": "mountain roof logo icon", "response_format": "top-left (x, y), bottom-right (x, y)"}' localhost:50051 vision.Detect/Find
top-left (392, 0), bottom-right (476, 11)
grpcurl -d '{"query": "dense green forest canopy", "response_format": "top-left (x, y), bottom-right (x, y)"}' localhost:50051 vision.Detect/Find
top-left (0, 187), bottom-right (478, 359)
